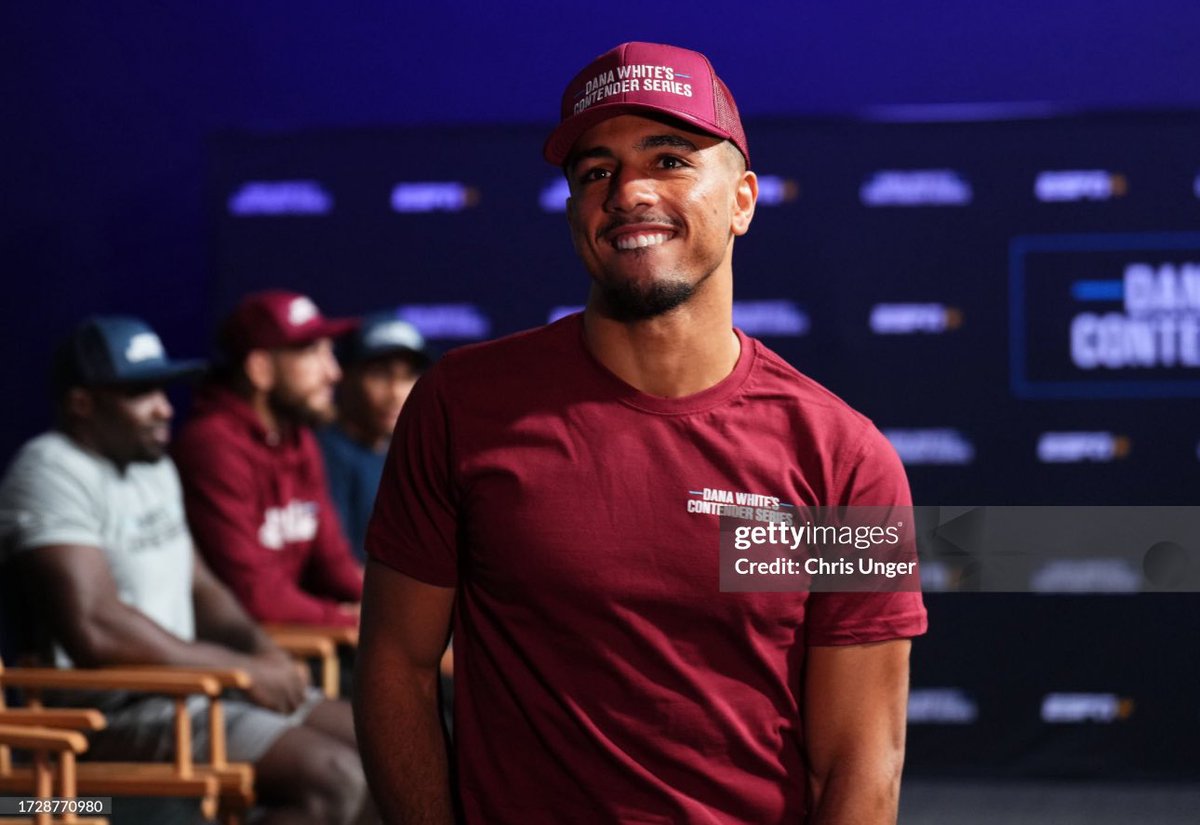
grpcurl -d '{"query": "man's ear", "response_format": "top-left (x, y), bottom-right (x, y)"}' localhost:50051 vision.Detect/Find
top-left (731, 170), bottom-right (758, 237)
top-left (243, 349), bottom-right (275, 393)
top-left (65, 387), bottom-right (95, 421)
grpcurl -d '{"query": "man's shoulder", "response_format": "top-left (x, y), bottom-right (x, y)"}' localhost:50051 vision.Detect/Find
top-left (435, 316), bottom-right (577, 379)
top-left (746, 337), bottom-right (874, 434)
top-left (174, 390), bottom-right (257, 467)
top-left (3, 432), bottom-right (102, 488)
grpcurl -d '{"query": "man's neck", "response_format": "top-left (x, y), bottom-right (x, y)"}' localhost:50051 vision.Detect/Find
top-left (338, 417), bottom-right (389, 453)
top-left (249, 392), bottom-right (290, 443)
top-left (582, 275), bottom-right (739, 398)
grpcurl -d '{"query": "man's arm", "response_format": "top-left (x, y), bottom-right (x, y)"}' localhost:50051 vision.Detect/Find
top-left (192, 549), bottom-right (282, 654)
top-left (19, 544), bottom-right (308, 713)
top-left (803, 639), bottom-right (912, 825)
top-left (354, 559), bottom-right (455, 825)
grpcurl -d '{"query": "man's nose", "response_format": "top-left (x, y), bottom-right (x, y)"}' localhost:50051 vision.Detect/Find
top-left (151, 390), bottom-right (173, 420)
top-left (604, 167), bottom-right (658, 213)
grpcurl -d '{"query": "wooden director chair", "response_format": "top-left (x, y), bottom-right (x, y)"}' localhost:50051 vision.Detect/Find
top-left (0, 713), bottom-right (107, 825)
top-left (0, 657), bottom-right (255, 824)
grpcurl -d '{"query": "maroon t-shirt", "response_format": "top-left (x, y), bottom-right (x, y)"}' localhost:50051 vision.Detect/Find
top-left (368, 314), bottom-right (927, 823)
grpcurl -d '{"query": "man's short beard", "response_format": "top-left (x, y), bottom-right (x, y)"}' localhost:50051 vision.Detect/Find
top-left (596, 277), bottom-right (696, 322)
top-left (269, 387), bottom-right (334, 428)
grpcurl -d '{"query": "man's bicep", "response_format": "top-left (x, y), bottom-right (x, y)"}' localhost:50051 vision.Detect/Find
top-left (803, 639), bottom-right (911, 781)
top-left (15, 544), bottom-right (123, 658)
top-left (359, 559), bottom-right (454, 672)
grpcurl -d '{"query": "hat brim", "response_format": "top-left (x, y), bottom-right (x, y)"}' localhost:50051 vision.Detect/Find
top-left (282, 317), bottom-right (361, 348)
top-left (543, 102), bottom-right (736, 167)
top-left (102, 359), bottom-right (209, 387)
top-left (347, 344), bottom-right (436, 370)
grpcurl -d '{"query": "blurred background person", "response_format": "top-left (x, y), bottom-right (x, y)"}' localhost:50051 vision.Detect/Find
top-left (0, 316), bottom-right (370, 825)
top-left (318, 313), bottom-right (434, 562)
top-left (174, 290), bottom-right (364, 627)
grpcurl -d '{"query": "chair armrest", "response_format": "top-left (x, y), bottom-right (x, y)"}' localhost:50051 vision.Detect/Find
top-left (264, 624), bottom-right (359, 647)
top-left (0, 723), bottom-right (88, 753)
top-left (1, 667), bottom-right (220, 697)
top-left (0, 708), bottom-right (106, 731)
top-left (113, 667), bottom-right (252, 691)
top-left (268, 634), bottom-right (335, 659)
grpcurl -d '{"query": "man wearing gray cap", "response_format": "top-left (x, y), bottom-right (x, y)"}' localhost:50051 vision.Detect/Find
top-left (358, 42), bottom-right (926, 824)
top-left (0, 316), bottom-right (370, 825)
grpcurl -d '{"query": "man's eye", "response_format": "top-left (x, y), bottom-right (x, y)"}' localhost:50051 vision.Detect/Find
top-left (658, 156), bottom-right (686, 169)
top-left (578, 167), bottom-right (610, 183)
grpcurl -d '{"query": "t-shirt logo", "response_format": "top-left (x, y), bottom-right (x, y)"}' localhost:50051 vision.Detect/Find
top-left (258, 500), bottom-right (319, 549)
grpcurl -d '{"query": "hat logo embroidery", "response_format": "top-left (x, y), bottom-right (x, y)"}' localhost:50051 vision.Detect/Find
top-left (573, 64), bottom-right (692, 115)
top-left (125, 332), bottom-right (165, 363)
top-left (288, 296), bottom-right (319, 327)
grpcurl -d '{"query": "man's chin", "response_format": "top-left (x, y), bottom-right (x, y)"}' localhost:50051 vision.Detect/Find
top-left (595, 278), bottom-right (695, 322)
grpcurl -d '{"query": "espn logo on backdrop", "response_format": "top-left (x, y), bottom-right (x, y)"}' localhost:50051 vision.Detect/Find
top-left (1041, 693), bottom-right (1134, 724)
top-left (1034, 170), bottom-right (1127, 203)
top-left (1036, 432), bottom-right (1130, 463)
top-left (869, 304), bottom-right (963, 335)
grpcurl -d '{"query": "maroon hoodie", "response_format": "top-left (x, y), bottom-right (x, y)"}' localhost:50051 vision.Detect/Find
top-left (174, 385), bottom-right (363, 626)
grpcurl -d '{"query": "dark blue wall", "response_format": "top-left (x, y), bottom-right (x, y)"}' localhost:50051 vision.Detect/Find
top-left (4, 1), bottom-right (1200, 456)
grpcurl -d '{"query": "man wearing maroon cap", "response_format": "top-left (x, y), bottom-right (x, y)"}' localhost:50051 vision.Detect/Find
top-left (358, 43), bottom-right (926, 824)
top-left (175, 290), bottom-right (365, 628)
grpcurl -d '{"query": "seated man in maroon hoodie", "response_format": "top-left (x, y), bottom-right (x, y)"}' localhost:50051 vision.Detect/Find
top-left (175, 290), bottom-right (363, 627)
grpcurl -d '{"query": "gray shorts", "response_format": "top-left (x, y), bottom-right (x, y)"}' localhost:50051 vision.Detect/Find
top-left (84, 686), bottom-right (326, 764)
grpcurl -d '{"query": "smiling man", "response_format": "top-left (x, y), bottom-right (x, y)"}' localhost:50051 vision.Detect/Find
top-left (357, 42), bottom-right (927, 824)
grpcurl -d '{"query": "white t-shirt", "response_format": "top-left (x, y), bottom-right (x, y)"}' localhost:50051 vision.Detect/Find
top-left (0, 431), bottom-right (196, 664)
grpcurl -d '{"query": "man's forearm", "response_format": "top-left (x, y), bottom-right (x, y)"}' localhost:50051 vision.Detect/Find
top-left (354, 660), bottom-right (453, 824)
top-left (71, 599), bottom-right (262, 672)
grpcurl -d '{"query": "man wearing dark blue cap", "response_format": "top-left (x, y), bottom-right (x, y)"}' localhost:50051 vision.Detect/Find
top-left (318, 313), bottom-right (434, 561)
top-left (0, 316), bottom-right (371, 825)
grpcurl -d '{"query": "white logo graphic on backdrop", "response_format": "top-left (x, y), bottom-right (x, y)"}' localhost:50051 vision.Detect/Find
top-left (860, 170), bottom-right (972, 207)
top-left (733, 301), bottom-right (809, 336)
top-left (227, 181), bottom-right (333, 216)
top-left (907, 688), bottom-right (979, 724)
top-left (396, 304), bottom-right (490, 340)
top-left (883, 429), bottom-right (975, 466)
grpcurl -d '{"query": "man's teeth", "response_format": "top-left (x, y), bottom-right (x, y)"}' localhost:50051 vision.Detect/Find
top-left (615, 232), bottom-right (669, 251)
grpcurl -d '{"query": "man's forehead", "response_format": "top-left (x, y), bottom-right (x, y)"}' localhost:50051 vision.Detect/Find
top-left (569, 113), bottom-right (722, 156)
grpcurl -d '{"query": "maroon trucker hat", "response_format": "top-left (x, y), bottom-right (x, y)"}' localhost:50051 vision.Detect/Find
top-left (543, 41), bottom-right (749, 169)
top-left (219, 290), bottom-right (358, 355)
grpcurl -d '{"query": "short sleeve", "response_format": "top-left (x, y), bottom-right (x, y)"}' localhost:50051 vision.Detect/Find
top-left (805, 422), bottom-right (929, 646)
top-left (0, 442), bottom-right (102, 554)
top-left (365, 364), bottom-right (459, 587)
